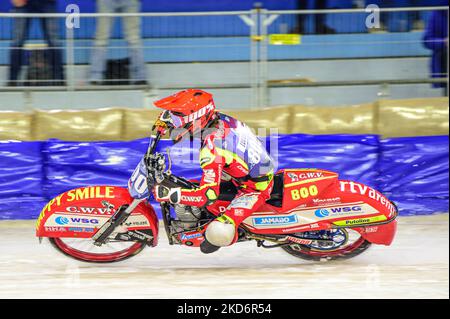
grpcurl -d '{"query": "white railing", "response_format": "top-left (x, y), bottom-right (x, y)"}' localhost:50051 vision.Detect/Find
top-left (0, 6), bottom-right (447, 109)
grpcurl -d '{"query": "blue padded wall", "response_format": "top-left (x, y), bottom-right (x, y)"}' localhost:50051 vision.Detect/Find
top-left (0, 134), bottom-right (447, 219)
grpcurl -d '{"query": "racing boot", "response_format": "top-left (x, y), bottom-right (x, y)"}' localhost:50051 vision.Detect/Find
top-left (200, 238), bottom-right (221, 254)
top-left (200, 215), bottom-right (236, 254)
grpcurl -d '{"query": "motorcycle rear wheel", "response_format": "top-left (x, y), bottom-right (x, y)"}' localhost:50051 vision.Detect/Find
top-left (49, 237), bottom-right (146, 263)
top-left (282, 229), bottom-right (371, 261)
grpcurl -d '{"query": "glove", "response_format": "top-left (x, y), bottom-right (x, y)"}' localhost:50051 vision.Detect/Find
top-left (154, 185), bottom-right (181, 204)
top-left (145, 152), bottom-right (166, 184)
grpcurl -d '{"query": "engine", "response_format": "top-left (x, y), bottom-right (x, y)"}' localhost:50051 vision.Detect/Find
top-left (173, 204), bottom-right (203, 230)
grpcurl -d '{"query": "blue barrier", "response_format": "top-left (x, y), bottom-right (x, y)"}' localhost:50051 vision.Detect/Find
top-left (377, 136), bottom-right (449, 215)
top-left (271, 134), bottom-right (380, 189)
top-left (0, 134), bottom-right (447, 219)
top-left (0, 140), bottom-right (47, 219)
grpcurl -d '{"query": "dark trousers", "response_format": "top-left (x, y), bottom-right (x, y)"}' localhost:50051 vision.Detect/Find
top-left (297, 0), bottom-right (329, 34)
top-left (8, 3), bottom-right (64, 83)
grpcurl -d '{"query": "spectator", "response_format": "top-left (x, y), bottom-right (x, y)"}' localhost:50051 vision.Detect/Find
top-left (7, 0), bottom-right (64, 86)
top-left (294, 0), bottom-right (336, 34)
top-left (423, 9), bottom-right (448, 95)
top-left (89, 0), bottom-right (147, 85)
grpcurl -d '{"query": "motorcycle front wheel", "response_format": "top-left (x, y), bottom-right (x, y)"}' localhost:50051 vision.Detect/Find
top-left (49, 237), bottom-right (146, 263)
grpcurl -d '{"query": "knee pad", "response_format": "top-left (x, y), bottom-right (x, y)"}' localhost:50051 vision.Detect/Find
top-left (205, 220), bottom-right (236, 247)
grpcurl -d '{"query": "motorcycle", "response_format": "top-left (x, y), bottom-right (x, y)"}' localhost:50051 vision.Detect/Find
top-left (36, 119), bottom-right (398, 263)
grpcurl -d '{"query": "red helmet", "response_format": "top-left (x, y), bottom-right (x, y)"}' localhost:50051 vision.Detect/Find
top-left (154, 89), bottom-right (216, 142)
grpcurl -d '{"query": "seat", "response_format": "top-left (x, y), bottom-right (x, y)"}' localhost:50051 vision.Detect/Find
top-left (266, 172), bottom-right (284, 207)
top-left (216, 172), bottom-right (284, 207)
top-left (217, 181), bottom-right (238, 201)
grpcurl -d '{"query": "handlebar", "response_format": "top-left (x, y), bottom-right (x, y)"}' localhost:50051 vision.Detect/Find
top-left (161, 173), bottom-right (197, 190)
top-left (144, 127), bottom-right (197, 191)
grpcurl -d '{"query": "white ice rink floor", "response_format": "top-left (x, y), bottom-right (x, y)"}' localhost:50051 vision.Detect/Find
top-left (0, 214), bottom-right (448, 299)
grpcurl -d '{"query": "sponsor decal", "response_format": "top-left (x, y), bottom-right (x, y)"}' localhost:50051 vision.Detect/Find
top-left (45, 227), bottom-right (67, 232)
top-left (234, 209), bottom-right (245, 217)
top-left (298, 172), bottom-right (323, 179)
top-left (124, 221), bottom-right (149, 227)
top-left (183, 103), bottom-right (215, 124)
top-left (314, 205), bottom-right (362, 218)
top-left (129, 230), bottom-right (153, 241)
top-left (181, 195), bottom-right (203, 203)
top-left (285, 236), bottom-right (313, 245)
top-left (290, 185), bottom-right (319, 201)
top-left (203, 169), bottom-right (216, 184)
top-left (55, 216), bottom-right (99, 225)
top-left (37, 186), bottom-right (115, 229)
top-left (340, 181), bottom-right (396, 216)
top-left (68, 227), bottom-right (95, 233)
top-left (229, 194), bottom-right (259, 209)
top-left (181, 232), bottom-right (203, 240)
top-left (66, 206), bottom-right (114, 215)
top-left (253, 215), bottom-right (298, 226)
top-left (65, 186), bottom-right (115, 203)
top-left (288, 171), bottom-right (324, 183)
top-left (55, 216), bottom-right (69, 225)
top-left (333, 215), bottom-right (387, 226)
top-left (312, 197), bottom-right (341, 205)
top-left (310, 223), bottom-right (320, 229)
top-left (36, 186), bottom-right (115, 231)
top-left (364, 226), bottom-right (379, 233)
top-left (218, 206), bottom-right (228, 213)
top-left (287, 172), bottom-right (299, 182)
top-left (237, 132), bottom-right (248, 154)
top-left (314, 209), bottom-right (330, 218)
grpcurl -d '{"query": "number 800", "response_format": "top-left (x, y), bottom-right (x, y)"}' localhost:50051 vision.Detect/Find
top-left (290, 185), bottom-right (319, 200)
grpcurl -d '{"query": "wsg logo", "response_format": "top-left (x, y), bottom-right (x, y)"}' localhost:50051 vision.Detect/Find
top-left (315, 206), bottom-right (362, 218)
top-left (55, 216), bottom-right (99, 225)
top-left (55, 216), bottom-right (69, 225)
top-left (315, 209), bottom-right (330, 218)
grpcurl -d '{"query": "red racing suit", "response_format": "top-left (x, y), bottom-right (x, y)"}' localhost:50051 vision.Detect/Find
top-left (165, 113), bottom-right (275, 228)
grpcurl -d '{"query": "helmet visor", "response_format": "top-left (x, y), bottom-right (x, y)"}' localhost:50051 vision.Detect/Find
top-left (169, 112), bottom-right (186, 129)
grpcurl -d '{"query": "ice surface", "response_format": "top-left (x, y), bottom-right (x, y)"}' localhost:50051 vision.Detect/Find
top-left (0, 214), bottom-right (448, 299)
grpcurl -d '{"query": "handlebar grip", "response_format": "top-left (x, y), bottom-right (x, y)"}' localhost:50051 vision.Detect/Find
top-left (162, 173), bottom-right (196, 190)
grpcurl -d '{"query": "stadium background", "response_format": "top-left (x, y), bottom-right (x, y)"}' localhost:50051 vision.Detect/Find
top-left (0, 0), bottom-right (448, 220)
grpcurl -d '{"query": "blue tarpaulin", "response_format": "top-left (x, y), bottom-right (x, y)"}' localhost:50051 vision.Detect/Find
top-left (0, 141), bottom-right (47, 219)
top-left (0, 134), bottom-right (448, 219)
top-left (271, 134), bottom-right (381, 189)
top-left (377, 136), bottom-right (449, 215)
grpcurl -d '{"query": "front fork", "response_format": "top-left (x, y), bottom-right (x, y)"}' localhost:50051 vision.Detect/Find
top-left (92, 198), bottom-right (144, 246)
top-left (160, 202), bottom-right (175, 245)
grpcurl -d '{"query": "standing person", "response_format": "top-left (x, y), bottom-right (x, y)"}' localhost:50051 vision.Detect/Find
top-left (89, 0), bottom-right (147, 85)
top-left (294, 0), bottom-right (336, 34)
top-left (423, 9), bottom-right (448, 95)
top-left (7, 0), bottom-right (65, 86)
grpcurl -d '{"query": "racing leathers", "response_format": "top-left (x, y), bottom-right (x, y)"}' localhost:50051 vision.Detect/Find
top-left (156, 113), bottom-right (275, 247)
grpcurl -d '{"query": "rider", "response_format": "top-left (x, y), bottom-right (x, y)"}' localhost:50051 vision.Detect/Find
top-left (152, 89), bottom-right (274, 254)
